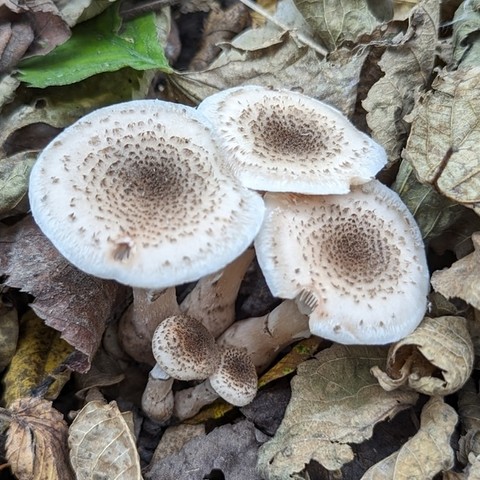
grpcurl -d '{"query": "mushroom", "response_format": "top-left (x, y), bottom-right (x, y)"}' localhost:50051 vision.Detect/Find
top-left (254, 180), bottom-right (430, 345)
top-left (142, 314), bottom-right (220, 421)
top-left (197, 85), bottom-right (387, 194)
top-left (28, 99), bottom-right (265, 289)
top-left (174, 345), bottom-right (257, 420)
top-left (173, 300), bottom-right (309, 419)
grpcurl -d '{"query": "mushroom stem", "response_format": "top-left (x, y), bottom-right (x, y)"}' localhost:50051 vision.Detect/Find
top-left (119, 287), bottom-right (180, 365)
top-left (180, 248), bottom-right (255, 338)
top-left (217, 300), bottom-right (310, 373)
top-left (173, 301), bottom-right (310, 420)
top-left (173, 380), bottom-right (219, 421)
top-left (141, 375), bottom-right (175, 422)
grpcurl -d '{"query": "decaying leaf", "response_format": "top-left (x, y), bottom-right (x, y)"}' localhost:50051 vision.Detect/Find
top-left (431, 232), bottom-right (480, 310)
top-left (361, 396), bottom-right (457, 479)
top-left (372, 316), bottom-right (474, 396)
top-left (169, 1), bottom-right (368, 115)
top-left (4, 397), bottom-right (74, 479)
top-left (295, 0), bottom-right (385, 51)
top-left (404, 67), bottom-right (480, 214)
top-left (145, 419), bottom-right (264, 480)
top-left (2, 310), bottom-right (73, 406)
top-left (0, 0), bottom-right (70, 73)
top-left (68, 400), bottom-right (141, 479)
top-left (392, 160), bottom-right (470, 243)
top-left (0, 302), bottom-right (18, 372)
top-left (0, 217), bottom-right (129, 373)
top-left (257, 345), bottom-right (418, 477)
top-left (452, 0), bottom-right (480, 69)
top-left (363, 0), bottom-right (440, 164)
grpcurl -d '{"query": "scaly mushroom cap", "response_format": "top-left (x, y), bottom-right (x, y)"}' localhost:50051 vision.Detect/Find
top-left (28, 100), bottom-right (265, 289)
top-left (152, 315), bottom-right (220, 381)
top-left (198, 85), bottom-right (386, 194)
top-left (209, 346), bottom-right (257, 406)
top-left (254, 180), bottom-right (430, 345)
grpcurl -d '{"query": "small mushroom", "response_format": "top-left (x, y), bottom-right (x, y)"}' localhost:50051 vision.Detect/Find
top-left (174, 345), bottom-right (257, 420)
top-left (254, 180), bottom-right (430, 345)
top-left (151, 314), bottom-right (220, 381)
top-left (197, 85), bottom-right (386, 194)
top-left (28, 99), bottom-right (265, 289)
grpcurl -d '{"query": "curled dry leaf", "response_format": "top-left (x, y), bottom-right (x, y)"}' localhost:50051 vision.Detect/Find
top-left (363, 0), bottom-right (439, 164)
top-left (404, 67), bottom-right (480, 214)
top-left (0, 217), bottom-right (129, 373)
top-left (68, 400), bottom-right (142, 480)
top-left (431, 233), bottom-right (480, 310)
top-left (361, 396), bottom-right (457, 479)
top-left (372, 316), bottom-right (474, 396)
top-left (452, 0), bottom-right (480, 69)
top-left (257, 345), bottom-right (418, 477)
top-left (4, 397), bottom-right (74, 480)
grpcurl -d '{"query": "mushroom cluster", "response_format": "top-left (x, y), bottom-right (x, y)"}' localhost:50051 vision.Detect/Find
top-left (27, 86), bottom-right (430, 421)
top-left (198, 85), bottom-right (430, 346)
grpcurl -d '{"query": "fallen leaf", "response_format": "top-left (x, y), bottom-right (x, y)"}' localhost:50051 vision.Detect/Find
top-left (2, 310), bottom-right (74, 406)
top-left (0, 217), bottom-right (130, 373)
top-left (295, 0), bottom-right (384, 51)
top-left (0, 303), bottom-right (18, 372)
top-left (431, 233), bottom-right (480, 310)
top-left (361, 396), bottom-right (457, 479)
top-left (69, 400), bottom-right (142, 480)
top-left (452, 0), bottom-right (480, 69)
top-left (145, 419), bottom-right (264, 480)
top-left (404, 67), bottom-right (480, 214)
top-left (4, 397), bottom-right (74, 479)
top-left (392, 159), bottom-right (470, 243)
top-left (363, 0), bottom-right (440, 164)
top-left (17, 4), bottom-right (171, 88)
top-left (372, 316), bottom-right (474, 396)
top-left (257, 345), bottom-right (418, 477)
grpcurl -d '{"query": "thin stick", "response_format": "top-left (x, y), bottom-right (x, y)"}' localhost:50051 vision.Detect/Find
top-left (239, 0), bottom-right (328, 57)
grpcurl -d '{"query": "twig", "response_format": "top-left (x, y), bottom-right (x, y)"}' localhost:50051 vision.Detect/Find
top-left (239, 0), bottom-right (328, 57)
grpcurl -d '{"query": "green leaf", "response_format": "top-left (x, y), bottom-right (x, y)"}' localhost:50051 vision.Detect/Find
top-left (17, 5), bottom-right (172, 88)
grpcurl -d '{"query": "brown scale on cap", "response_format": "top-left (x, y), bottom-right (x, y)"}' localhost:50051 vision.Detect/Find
top-left (152, 315), bottom-right (220, 381)
top-left (209, 346), bottom-right (257, 406)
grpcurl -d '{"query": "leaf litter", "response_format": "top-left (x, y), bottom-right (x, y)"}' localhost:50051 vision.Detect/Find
top-left (0, 0), bottom-right (479, 478)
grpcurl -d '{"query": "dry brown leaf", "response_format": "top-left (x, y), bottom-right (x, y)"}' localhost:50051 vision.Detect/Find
top-left (363, 0), bottom-right (439, 165)
top-left (404, 67), bottom-right (480, 214)
top-left (68, 400), bottom-right (142, 480)
top-left (295, 0), bottom-right (384, 51)
top-left (431, 233), bottom-right (480, 310)
top-left (0, 303), bottom-right (18, 371)
top-left (257, 345), bottom-right (418, 477)
top-left (0, 216), bottom-right (129, 373)
top-left (361, 396), bottom-right (457, 479)
top-left (0, 0), bottom-right (70, 72)
top-left (372, 316), bottom-right (474, 396)
top-left (452, 0), bottom-right (480, 69)
top-left (4, 397), bottom-right (74, 479)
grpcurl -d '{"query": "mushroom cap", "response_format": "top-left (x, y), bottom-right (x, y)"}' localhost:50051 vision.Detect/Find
top-left (254, 180), bottom-right (430, 345)
top-left (28, 100), bottom-right (265, 289)
top-left (209, 346), bottom-right (257, 406)
top-left (197, 85), bottom-right (386, 194)
top-left (152, 315), bottom-right (220, 381)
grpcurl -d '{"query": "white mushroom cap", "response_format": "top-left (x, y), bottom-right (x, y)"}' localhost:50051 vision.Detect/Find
top-left (152, 315), bottom-right (220, 381)
top-left (197, 85), bottom-right (386, 194)
top-left (28, 100), bottom-right (265, 289)
top-left (254, 180), bottom-right (430, 345)
top-left (209, 346), bottom-right (257, 406)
